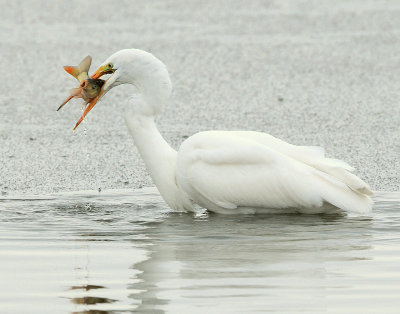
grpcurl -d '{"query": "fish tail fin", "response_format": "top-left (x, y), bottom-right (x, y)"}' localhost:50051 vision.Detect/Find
top-left (63, 66), bottom-right (80, 78)
top-left (78, 55), bottom-right (92, 73)
top-left (64, 56), bottom-right (91, 82)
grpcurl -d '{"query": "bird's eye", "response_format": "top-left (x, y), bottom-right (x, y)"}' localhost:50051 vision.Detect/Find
top-left (107, 63), bottom-right (113, 69)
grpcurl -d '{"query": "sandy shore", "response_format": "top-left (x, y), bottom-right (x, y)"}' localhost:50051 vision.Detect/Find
top-left (1, 0), bottom-right (399, 195)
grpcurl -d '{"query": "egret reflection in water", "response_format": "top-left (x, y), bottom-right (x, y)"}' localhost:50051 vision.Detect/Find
top-left (1, 188), bottom-right (399, 313)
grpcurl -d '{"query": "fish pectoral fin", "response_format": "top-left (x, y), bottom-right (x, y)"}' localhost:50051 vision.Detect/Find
top-left (73, 94), bottom-right (100, 130)
top-left (70, 87), bottom-right (82, 97)
top-left (57, 95), bottom-right (74, 111)
top-left (57, 88), bottom-right (82, 111)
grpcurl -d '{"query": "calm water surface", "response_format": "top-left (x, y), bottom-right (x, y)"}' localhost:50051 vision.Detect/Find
top-left (0, 188), bottom-right (399, 313)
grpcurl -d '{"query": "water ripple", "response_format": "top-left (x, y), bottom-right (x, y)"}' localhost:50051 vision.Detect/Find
top-left (0, 189), bottom-right (399, 313)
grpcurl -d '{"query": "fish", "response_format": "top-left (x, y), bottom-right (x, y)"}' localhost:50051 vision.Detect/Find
top-left (64, 55), bottom-right (92, 84)
top-left (57, 56), bottom-right (105, 111)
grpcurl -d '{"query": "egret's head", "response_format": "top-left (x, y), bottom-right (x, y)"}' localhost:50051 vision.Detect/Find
top-left (91, 55), bottom-right (120, 94)
top-left (92, 49), bottom-right (172, 94)
top-left (73, 49), bottom-right (172, 129)
top-left (92, 62), bottom-right (115, 79)
top-left (89, 49), bottom-right (146, 101)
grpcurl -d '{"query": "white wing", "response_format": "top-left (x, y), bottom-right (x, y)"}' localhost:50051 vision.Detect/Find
top-left (176, 131), bottom-right (372, 214)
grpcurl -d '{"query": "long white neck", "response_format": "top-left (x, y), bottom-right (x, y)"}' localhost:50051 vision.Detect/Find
top-left (124, 96), bottom-right (191, 211)
top-left (124, 108), bottom-right (178, 208)
top-left (108, 50), bottom-right (192, 210)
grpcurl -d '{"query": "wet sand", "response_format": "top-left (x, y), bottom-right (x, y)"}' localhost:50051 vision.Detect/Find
top-left (1, 0), bottom-right (399, 195)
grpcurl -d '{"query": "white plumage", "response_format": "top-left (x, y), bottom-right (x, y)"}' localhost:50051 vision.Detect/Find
top-left (94, 49), bottom-right (373, 214)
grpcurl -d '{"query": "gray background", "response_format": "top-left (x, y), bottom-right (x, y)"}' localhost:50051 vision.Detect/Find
top-left (1, 0), bottom-right (399, 196)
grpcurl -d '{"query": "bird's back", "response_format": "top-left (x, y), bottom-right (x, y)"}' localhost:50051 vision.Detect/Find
top-left (176, 130), bottom-right (373, 214)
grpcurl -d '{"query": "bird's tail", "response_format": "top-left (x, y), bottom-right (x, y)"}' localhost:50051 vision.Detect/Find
top-left (314, 169), bottom-right (373, 214)
top-left (297, 145), bottom-right (373, 196)
top-left (297, 146), bottom-right (373, 213)
top-left (313, 157), bottom-right (373, 196)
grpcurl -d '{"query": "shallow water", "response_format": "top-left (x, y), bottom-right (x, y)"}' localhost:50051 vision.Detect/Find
top-left (0, 188), bottom-right (399, 313)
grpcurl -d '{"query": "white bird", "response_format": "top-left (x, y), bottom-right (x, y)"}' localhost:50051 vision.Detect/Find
top-left (83, 49), bottom-right (373, 214)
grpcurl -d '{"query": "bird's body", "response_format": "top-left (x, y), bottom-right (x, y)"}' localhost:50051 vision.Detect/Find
top-left (89, 49), bottom-right (373, 214)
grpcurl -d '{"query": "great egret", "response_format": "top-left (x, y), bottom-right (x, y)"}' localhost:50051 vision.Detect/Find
top-left (75, 49), bottom-right (373, 214)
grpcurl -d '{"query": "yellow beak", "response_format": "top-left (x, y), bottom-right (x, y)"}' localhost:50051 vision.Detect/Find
top-left (91, 65), bottom-right (114, 79)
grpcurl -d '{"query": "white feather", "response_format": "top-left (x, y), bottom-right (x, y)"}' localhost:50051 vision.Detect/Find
top-left (98, 49), bottom-right (373, 215)
top-left (176, 131), bottom-right (372, 214)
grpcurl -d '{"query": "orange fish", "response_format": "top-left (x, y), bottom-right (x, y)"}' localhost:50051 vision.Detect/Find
top-left (57, 56), bottom-right (105, 111)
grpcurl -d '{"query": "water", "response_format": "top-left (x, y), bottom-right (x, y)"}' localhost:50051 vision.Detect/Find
top-left (0, 188), bottom-right (399, 314)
